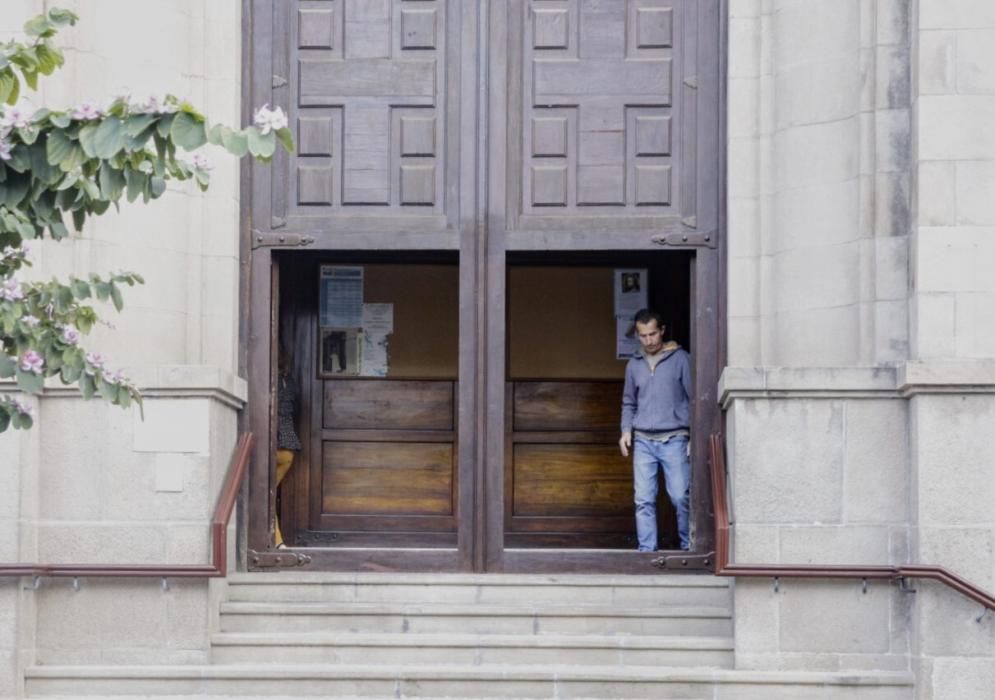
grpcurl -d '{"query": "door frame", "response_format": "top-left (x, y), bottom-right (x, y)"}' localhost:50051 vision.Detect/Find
top-left (240, 0), bottom-right (726, 574)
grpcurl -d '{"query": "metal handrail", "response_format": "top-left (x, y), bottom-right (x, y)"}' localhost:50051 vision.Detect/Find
top-left (0, 432), bottom-right (254, 579)
top-left (709, 433), bottom-right (995, 611)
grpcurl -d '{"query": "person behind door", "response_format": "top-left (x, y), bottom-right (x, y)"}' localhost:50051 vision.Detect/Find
top-left (619, 309), bottom-right (692, 552)
top-left (275, 347), bottom-right (301, 548)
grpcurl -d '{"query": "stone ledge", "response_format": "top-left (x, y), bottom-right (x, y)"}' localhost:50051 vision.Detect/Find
top-left (0, 365), bottom-right (247, 410)
top-left (721, 361), bottom-right (995, 406)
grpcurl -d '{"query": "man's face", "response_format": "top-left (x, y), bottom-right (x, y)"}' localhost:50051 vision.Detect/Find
top-left (635, 320), bottom-right (665, 354)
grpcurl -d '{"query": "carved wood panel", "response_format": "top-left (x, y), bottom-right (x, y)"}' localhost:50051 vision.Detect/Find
top-left (275, 0), bottom-right (451, 233)
top-left (505, 0), bottom-right (711, 237)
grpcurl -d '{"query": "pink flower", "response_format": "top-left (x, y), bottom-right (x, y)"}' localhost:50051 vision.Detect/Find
top-left (61, 326), bottom-right (80, 345)
top-left (84, 351), bottom-right (104, 369)
top-left (0, 140), bottom-right (11, 161)
top-left (141, 95), bottom-right (177, 115)
top-left (19, 350), bottom-right (43, 375)
top-left (191, 153), bottom-right (211, 170)
top-left (253, 104), bottom-right (288, 135)
top-left (71, 102), bottom-right (102, 120)
top-left (11, 398), bottom-right (33, 417)
top-left (0, 279), bottom-right (23, 301)
top-left (0, 105), bottom-right (30, 130)
top-left (21, 315), bottom-right (39, 327)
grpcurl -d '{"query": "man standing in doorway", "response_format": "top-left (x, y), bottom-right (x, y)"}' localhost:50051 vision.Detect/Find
top-left (619, 309), bottom-right (692, 552)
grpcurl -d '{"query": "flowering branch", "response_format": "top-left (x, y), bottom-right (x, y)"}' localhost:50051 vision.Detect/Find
top-left (0, 9), bottom-right (293, 432)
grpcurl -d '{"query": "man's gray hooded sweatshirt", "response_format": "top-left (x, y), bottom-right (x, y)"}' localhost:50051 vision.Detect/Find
top-left (621, 341), bottom-right (691, 437)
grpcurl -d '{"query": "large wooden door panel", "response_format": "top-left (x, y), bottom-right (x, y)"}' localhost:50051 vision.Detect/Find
top-left (325, 380), bottom-right (454, 431)
top-left (322, 442), bottom-right (454, 516)
top-left (512, 444), bottom-right (632, 518)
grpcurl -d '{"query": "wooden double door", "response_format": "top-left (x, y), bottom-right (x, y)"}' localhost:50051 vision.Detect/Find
top-left (245, 0), bottom-right (722, 572)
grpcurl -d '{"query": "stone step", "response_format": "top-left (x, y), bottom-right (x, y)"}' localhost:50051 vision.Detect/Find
top-left (24, 665), bottom-right (914, 699)
top-left (224, 572), bottom-right (731, 608)
top-left (218, 601), bottom-right (733, 637)
top-left (209, 632), bottom-right (735, 667)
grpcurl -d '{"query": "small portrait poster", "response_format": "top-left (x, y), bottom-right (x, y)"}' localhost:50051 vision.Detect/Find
top-left (614, 268), bottom-right (648, 318)
top-left (319, 328), bottom-right (360, 377)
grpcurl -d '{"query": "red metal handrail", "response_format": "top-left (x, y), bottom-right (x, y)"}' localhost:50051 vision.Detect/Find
top-left (0, 432), bottom-right (254, 579)
top-left (709, 433), bottom-right (995, 611)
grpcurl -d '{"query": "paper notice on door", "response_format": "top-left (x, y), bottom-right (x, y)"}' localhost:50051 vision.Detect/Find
top-left (360, 331), bottom-right (390, 376)
top-left (319, 265), bottom-right (364, 328)
top-left (616, 316), bottom-right (640, 360)
top-left (362, 303), bottom-right (393, 334)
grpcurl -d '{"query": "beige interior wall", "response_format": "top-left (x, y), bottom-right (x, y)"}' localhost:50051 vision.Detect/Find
top-left (508, 267), bottom-right (625, 380)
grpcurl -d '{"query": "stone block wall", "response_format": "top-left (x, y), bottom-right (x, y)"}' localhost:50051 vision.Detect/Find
top-left (727, 0), bottom-right (995, 696)
top-left (728, 0), bottom-right (912, 368)
top-left (0, 0), bottom-right (244, 689)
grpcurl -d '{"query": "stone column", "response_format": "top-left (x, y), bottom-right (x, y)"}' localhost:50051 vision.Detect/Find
top-left (910, 1), bottom-right (995, 696)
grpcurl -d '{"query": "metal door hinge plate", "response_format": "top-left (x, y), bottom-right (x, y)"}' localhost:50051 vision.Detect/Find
top-left (251, 232), bottom-right (315, 250)
top-left (248, 549), bottom-right (312, 569)
top-left (651, 231), bottom-right (717, 248)
top-left (651, 551), bottom-right (716, 571)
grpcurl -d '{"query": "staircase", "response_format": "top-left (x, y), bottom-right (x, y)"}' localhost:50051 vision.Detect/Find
top-left (25, 572), bottom-right (913, 698)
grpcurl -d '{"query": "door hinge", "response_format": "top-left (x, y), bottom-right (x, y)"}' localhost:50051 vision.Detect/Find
top-left (651, 551), bottom-right (715, 571)
top-left (251, 232), bottom-right (316, 250)
top-left (651, 231), bottom-right (717, 249)
top-left (248, 549), bottom-right (312, 569)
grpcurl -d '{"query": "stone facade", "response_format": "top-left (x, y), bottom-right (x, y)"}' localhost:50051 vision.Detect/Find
top-left (725, 1), bottom-right (995, 698)
top-left (1, 0), bottom-right (994, 698)
top-left (0, 0), bottom-right (243, 696)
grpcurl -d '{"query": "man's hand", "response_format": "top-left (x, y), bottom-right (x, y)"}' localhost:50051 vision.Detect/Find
top-left (619, 431), bottom-right (632, 457)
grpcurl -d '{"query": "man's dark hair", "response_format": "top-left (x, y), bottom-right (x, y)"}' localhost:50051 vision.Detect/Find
top-left (633, 308), bottom-right (665, 328)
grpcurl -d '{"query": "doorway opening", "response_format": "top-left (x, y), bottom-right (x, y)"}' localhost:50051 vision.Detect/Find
top-left (505, 251), bottom-right (693, 551)
top-left (275, 250), bottom-right (460, 550)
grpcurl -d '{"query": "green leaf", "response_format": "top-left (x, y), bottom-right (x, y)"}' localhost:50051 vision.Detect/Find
top-left (6, 145), bottom-right (30, 172)
top-left (23, 15), bottom-right (53, 38)
top-left (0, 70), bottom-right (17, 105)
top-left (92, 117), bottom-right (126, 159)
top-left (275, 127), bottom-right (295, 154)
top-left (79, 372), bottom-right (95, 399)
top-left (14, 411), bottom-right (33, 430)
top-left (207, 123), bottom-right (226, 146)
top-left (125, 168), bottom-right (146, 202)
top-left (23, 68), bottom-right (37, 91)
top-left (49, 112), bottom-right (71, 128)
top-left (0, 353), bottom-right (15, 378)
top-left (98, 164), bottom-right (125, 200)
top-left (171, 112), bottom-right (207, 151)
top-left (71, 208), bottom-right (85, 232)
top-left (58, 144), bottom-right (85, 173)
top-left (221, 129), bottom-right (249, 158)
top-left (125, 113), bottom-right (156, 136)
top-left (247, 128), bottom-right (276, 158)
top-left (16, 369), bottom-right (44, 394)
top-left (78, 123), bottom-right (98, 157)
top-left (149, 176), bottom-right (166, 198)
top-left (35, 44), bottom-right (61, 75)
top-left (156, 113), bottom-right (176, 138)
top-left (0, 173), bottom-right (29, 207)
top-left (109, 282), bottom-right (124, 312)
top-left (48, 9), bottom-right (79, 27)
top-left (97, 377), bottom-right (116, 401)
top-left (70, 278), bottom-right (91, 299)
top-left (117, 385), bottom-right (132, 408)
top-left (0, 409), bottom-right (9, 433)
top-left (49, 220), bottom-right (68, 239)
top-left (46, 128), bottom-right (74, 166)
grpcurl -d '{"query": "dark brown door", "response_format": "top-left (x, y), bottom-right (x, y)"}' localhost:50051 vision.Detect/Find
top-left (245, 0), bottom-right (723, 572)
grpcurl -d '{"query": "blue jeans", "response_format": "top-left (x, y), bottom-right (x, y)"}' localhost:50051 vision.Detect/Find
top-left (633, 436), bottom-right (691, 551)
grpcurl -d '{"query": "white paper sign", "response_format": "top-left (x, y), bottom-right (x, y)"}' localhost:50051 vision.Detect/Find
top-left (614, 268), bottom-right (648, 318)
top-left (362, 303), bottom-right (394, 334)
